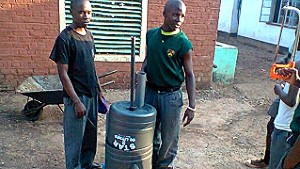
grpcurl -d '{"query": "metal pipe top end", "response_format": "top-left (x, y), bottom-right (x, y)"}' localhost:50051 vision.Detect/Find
top-left (129, 106), bottom-right (137, 111)
top-left (136, 71), bottom-right (146, 75)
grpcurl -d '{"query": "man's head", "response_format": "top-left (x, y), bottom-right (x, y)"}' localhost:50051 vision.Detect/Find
top-left (70, 0), bottom-right (92, 28)
top-left (162, 0), bottom-right (186, 32)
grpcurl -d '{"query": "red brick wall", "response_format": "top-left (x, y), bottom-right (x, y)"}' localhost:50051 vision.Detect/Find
top-left (0, 0), bottom-right (58, 90)
top-left (0, 0), bottom-right (220, 90)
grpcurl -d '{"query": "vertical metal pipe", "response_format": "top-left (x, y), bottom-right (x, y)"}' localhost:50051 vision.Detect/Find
top-left (274, 6), bottom-right (288, 63)
top-left (130, 36), bottom-right (136, 110)
top-left (135, 71), bottom-right (146, 108)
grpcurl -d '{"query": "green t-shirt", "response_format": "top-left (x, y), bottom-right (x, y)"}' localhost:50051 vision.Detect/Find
top-left (291, 104), bottom-right (300, 133)
top-left (145, 27), bottom-right (193, 88)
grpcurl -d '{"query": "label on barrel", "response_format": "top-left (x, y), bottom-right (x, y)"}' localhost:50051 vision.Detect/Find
top-left (113, 134), bottom-right (136, 151)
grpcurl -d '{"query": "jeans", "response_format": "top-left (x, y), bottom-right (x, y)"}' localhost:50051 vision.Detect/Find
top-left (144, 87), bottom-right (183, 169)
top-left (269, 128), bottom-right (291, 169)
top-left (63, 95), bottom-right (98, 169)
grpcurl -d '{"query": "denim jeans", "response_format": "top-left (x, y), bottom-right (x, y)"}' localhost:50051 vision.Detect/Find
top-left (144, 87), bottom-right (183, 169)
top-left (269, 128), bottom-right (291, 169)
top-left (63, 95), bottom-right (98, 169)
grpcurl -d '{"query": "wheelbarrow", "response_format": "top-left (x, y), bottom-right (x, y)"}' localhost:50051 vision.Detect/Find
top-left (16, 70), bottom-right (117, 121)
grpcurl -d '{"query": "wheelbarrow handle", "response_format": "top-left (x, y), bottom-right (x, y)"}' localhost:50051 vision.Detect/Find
top-left (98, 70), bottom-right (118, 79)
top-left (100, 81), bottom-right (115, 87)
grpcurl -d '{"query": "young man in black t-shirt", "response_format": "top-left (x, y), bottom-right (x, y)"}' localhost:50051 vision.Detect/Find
top-left (49, 0), bottom-right (102, 168)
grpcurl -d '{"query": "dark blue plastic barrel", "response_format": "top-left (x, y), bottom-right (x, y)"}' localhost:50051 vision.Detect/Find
top-left (105, 101), bottom-right (156, 169)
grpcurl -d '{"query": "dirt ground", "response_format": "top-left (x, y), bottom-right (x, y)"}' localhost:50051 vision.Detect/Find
top-left (0, 33), bottom-right (282, 169)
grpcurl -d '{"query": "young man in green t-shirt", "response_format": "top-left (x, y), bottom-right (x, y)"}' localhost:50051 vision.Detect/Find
top-left (141, 0), bottom-right (196, 168)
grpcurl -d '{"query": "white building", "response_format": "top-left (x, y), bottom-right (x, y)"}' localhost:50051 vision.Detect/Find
top-left (218, 0), bottom-right (300, 48)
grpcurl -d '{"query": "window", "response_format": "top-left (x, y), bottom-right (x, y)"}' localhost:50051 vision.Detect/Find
top-left (59, 0), bottom-right (148, 62)
top-left (260, 0), bottom-right (300, 27)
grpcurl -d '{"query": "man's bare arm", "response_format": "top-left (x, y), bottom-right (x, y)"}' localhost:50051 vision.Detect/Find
top-left (182, 50), bottom-right (196, 127)
top-left (57, 63), bottom-right (86, 118)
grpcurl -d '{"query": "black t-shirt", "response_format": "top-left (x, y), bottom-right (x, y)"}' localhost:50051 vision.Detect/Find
top-left (49, 26), bottom-right (99, 98)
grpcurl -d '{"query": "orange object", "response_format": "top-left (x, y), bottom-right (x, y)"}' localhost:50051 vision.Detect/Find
top-left (269, 5), bottom-right (300, 80)
top-left (270, 62), bottom-right (295, 80)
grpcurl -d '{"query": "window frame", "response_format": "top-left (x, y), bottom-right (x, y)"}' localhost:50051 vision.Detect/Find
top-left (260, 0), bottom-right (300, 28)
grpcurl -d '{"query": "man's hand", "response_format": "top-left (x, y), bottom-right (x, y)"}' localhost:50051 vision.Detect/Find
top-left (274, 84), bottom-right (283, 96)
top-left (276, 68), bottom-right (298, 85)
top-left (74, 101), bottom-right (86, 118)
top-left (182, 108), bottom-right (195, 127)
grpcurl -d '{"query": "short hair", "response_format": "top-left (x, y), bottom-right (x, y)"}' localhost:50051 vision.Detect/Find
top-left (163, 0), bottom-right (185, 13)
top-left (70, 0), bottom-right (89, 10)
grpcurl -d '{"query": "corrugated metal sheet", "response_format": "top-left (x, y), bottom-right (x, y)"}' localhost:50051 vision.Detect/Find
top-left (65, 0), bottom-right (142, 55)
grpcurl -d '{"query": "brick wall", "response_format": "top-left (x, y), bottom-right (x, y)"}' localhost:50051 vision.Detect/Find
top-left (0, 0), bottom-right (58, 90)
top-left (0, 0), bottom-right (220, 90)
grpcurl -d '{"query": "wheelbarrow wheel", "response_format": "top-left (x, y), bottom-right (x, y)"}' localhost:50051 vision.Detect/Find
top-left (22, 100), bottom-right (44, 121)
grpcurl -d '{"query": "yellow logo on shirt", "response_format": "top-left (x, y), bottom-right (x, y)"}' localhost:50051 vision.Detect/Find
top-left (167, 49), bottom-right (175, 58)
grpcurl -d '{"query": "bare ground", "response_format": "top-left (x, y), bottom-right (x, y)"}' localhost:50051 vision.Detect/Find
top-left (0, 33), bottom-right (281, 169)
